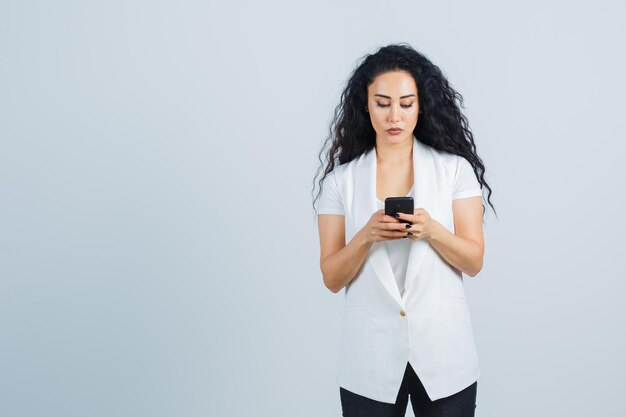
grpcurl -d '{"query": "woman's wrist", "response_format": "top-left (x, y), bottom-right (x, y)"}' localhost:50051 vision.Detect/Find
top-left (426, 219), bottom-right (447, 243)
top-left (355, 228), bottom-right (374, 248)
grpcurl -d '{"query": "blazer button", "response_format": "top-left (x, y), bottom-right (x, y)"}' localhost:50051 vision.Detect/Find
top-left (400, 309), bottom-right (406, 316)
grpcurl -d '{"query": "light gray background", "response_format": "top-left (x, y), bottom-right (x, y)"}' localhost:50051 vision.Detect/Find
top-left (1, 1), bottom-right (624, 416)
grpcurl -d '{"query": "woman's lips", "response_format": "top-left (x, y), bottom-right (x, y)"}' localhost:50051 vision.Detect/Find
top-left (387, 128), bottom-right (403, 135)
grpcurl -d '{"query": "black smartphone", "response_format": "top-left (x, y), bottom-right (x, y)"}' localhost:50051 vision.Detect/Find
top-left (384, 197), bottom-right (414, 224)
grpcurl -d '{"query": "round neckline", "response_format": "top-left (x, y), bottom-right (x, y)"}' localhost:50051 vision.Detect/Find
top-left (377, 184), bottom-right (414, 204)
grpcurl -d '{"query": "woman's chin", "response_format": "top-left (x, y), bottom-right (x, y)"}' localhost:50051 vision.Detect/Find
top-left (381, 133), bottom-right (410, 144)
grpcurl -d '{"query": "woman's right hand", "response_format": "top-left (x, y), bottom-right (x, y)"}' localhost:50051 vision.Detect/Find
top-left (359, 209), bottom-right (412, 244)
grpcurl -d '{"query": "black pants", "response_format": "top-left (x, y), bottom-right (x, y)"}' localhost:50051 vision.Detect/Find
top-left (340, 362), bottom-right (477, 417)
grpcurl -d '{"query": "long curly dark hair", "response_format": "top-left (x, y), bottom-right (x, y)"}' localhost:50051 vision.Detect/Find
top-left (312, 42), bottom-right (496, 220)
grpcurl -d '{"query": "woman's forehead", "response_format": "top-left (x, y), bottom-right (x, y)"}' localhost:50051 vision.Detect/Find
top-left (369, 72), bottom-right (418, 96)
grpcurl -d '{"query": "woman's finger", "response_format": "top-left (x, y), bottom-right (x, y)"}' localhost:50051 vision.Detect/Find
top-left (395, 212), bottom-right (417, 223)
top-left (379, 222), bottom-right (411, 231)
top-left (381, 214), bottom-right (401, 223)
top-left (377, 230), bottom-right (411, 239)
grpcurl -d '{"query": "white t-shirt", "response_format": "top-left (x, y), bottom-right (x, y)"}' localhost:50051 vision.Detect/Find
top-left (316, 155), bottom-right (483, 296)
top-left (377, 185), bottom-right (414, 296)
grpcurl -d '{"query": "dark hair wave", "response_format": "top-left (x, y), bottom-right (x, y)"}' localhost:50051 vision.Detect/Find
top-left (312, 42), bottom-right (497, 220)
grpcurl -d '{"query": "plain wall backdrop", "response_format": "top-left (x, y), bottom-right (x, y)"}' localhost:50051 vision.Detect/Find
top-left (1, 1), bottom-right (625, 416)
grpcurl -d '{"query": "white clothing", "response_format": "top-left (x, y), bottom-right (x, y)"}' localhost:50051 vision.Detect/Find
top-left (316, 136), bottom-right (483, 403)
top-left (375, 185), bottom-right (414, 297)
top-left (317, 148), bottom-right (482, 299)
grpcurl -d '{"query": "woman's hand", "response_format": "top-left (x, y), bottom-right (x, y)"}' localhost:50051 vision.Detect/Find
top-left (395, 208), bottom-right (441, 242)
top-left (359, 209), bottom-right (413, 244)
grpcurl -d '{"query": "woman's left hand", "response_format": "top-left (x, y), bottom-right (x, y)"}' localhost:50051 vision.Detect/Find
top-left (395, 209), bottom-right (441, 242)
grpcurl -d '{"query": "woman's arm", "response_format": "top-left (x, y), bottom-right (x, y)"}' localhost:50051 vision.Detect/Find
top-left (428, 196), bottom-right (485, 277)
top-left (318, 214), bottom-right (373, 293)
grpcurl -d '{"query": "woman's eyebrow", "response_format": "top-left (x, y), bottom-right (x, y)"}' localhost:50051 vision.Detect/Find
top-left (374, 94), bottom-right (416, 99)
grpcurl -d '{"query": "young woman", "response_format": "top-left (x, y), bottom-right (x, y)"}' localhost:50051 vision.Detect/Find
top-left (313, 43), bottom-right (496, 417)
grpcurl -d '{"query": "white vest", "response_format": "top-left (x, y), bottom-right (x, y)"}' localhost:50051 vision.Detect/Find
top-left (333, 136), bottom-right (481, 403)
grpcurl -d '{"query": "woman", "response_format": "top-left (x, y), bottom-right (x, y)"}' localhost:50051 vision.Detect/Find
top-left (313, 43), bottom-right (496, 417)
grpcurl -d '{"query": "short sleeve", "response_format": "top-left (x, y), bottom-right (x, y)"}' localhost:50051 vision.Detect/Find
top-left (316, 171), bottom-right (344, 215)
top-left (452, 156), bottom-right (482, 200)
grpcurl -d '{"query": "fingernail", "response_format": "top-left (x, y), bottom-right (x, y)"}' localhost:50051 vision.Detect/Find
top-left (407, 232), bottom-right (413, 236)
top-left (405, 224), bottom-right (411, 229)
top-left (402, 236), bottom-right (407, 239)
top-left (394, 213), bottom-right (400, 217)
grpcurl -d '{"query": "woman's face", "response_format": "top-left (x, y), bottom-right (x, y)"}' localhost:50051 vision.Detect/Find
top-left (366, 70), bottom-right (420, 146)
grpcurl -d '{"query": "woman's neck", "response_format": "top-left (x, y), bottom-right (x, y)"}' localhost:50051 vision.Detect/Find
top-left (375, 139), bottom-right (413, 165)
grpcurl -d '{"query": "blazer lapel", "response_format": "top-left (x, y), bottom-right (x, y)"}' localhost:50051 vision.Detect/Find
top-left (351, 136), bottom-right (440, 307)
top-left (403, 137), bottom-right (440, 300)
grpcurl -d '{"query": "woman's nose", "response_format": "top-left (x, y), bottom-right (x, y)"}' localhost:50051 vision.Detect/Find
top-left (388, 104), bottom-right (400, 122)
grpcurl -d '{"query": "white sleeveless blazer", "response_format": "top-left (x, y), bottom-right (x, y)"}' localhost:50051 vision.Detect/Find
top-left (327, 135), bottom-right (482, 403)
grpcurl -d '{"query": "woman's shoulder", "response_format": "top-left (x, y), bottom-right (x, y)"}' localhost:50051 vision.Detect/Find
top-left (428, 146), bottom-right (462, 170)
top-left (325, 158), bottom-right (355, 182)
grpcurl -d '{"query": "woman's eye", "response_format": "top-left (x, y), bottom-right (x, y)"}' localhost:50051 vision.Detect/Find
top-left (375, 103), bottom-right (414, 108)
